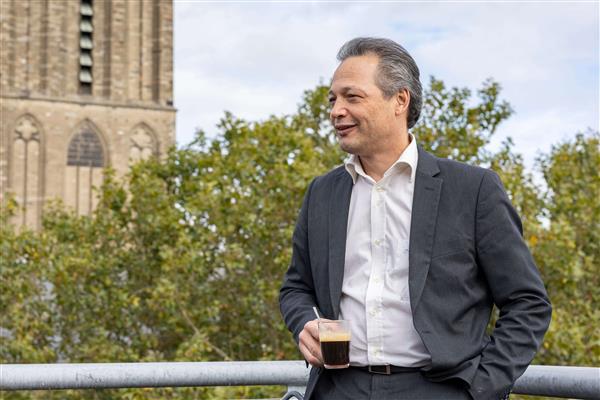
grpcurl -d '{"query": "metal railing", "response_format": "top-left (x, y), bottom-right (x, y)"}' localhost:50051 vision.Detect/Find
top-left (1, 361), bottom-right (599, 399)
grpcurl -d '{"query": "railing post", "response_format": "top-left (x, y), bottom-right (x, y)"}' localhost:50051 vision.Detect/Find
top-left (282, 387), bottom-right (306, 400)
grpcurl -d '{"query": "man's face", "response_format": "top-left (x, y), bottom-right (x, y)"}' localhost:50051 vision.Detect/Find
top-left (329, 53), bottom-right (400, 157)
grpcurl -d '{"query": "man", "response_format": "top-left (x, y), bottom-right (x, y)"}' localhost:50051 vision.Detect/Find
top-left (279, 37), bottom-right (552, 400)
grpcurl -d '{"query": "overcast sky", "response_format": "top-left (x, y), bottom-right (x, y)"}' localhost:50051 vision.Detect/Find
top-left (173, 1), bottom-right (599, 169)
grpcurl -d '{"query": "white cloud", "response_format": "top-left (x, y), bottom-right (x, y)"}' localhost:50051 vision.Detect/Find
top-left (174, 2), bottom-right (599, 166)
top-left (490, 107), bottom-right (596, 167)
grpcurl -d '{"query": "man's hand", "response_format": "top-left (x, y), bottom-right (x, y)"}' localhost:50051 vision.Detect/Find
top-left (298, 319), bottom-right (323, 367)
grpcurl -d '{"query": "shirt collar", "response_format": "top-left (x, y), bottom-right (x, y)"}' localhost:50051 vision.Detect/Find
top-left (344, 133), bottom-right (418, 185)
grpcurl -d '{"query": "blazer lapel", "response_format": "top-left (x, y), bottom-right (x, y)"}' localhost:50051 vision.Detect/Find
top-left (409, 147), bottom-right (442, 313)
top-left (328, 171), bottom-right (353, 319)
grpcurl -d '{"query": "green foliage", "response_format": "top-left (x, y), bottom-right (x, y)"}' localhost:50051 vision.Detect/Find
top-left (415, 77), bottom-right (513, 164)
top-left (1, 79), bottom-right (597, 399)
top-left (1, 199), bottom-right (55, 364)
top-left (532, 130), bottom-right (600, 366)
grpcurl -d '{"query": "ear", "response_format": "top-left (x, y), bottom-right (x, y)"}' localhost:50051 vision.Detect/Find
top-left (395, 88), bottom-right (410, 116)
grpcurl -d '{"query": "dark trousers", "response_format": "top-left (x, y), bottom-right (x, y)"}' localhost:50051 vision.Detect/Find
top-left (312, 367), bottom-right (471, 400)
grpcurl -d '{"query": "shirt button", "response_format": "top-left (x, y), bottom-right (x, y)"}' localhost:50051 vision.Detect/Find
top-left (374, 239), bottom-right (382, 246)
top-left (376, 186), bottom-right (385, 192)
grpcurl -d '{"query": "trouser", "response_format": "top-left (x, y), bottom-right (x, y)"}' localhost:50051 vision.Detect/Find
top-left (311, 367), bottom-right (471, 400)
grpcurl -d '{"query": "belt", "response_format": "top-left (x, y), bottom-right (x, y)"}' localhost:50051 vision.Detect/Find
top-left (353, 365), bottom-right (422, 375)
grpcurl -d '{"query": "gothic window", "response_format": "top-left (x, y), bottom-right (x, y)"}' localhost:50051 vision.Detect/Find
top-left (11, 116), bottom-right (43, 229)
top-left (67, 130), bottom-right (104, 167)
top-left (129, 124), bottom-right (157, 163)
top-left (64, 124), bottom-right (105, 215)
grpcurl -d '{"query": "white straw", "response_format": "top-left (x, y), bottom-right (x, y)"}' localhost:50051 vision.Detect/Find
top-left (313, 307), bottom-right (321, 320)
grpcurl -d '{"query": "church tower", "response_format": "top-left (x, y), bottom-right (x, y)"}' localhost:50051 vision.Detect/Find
top-left (0, 0), bottom-right (176, 229)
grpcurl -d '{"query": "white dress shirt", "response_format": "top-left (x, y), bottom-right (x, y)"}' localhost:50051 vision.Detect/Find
top-left (339, 134), bottom-right (431, 367)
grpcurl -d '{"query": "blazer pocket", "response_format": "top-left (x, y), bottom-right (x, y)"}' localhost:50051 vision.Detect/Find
top-left (431, 237), bottom-right (470, 259)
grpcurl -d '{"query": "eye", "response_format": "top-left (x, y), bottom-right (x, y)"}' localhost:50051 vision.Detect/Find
top-left (328, 97), bottom-right (336, 104)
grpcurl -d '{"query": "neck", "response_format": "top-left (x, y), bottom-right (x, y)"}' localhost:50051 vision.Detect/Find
top-left (359, 133), bottom-right (411, 182)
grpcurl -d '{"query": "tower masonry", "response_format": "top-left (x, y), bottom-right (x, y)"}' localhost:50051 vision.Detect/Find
top-left (1, 0), bottom-right (176, 229)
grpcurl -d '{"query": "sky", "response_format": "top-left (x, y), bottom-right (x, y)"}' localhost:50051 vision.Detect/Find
top-left (173, 1), bottom-right (599, 170)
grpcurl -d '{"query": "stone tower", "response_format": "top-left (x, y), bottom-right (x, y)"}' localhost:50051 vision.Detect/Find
top-left (0, 0), bottom-right (176, 229)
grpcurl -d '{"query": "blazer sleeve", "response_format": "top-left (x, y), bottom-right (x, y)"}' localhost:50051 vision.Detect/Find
top-left (468, 170), bottom-right (552, 400)
top-left (279, 179), bottom-right (319, 344)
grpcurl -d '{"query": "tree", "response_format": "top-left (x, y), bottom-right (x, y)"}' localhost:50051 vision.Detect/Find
top-left (1, 199), bottom-right (55, 365)
top-left (415, 77), bottom-right (513, 164)
top-left (531, 130), bottom-right (600, 366)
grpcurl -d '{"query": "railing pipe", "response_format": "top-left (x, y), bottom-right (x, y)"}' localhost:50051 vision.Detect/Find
top-left (0, 361), bottom-right (309, 391)
top-left (1, 362), bottom-right (598, 399)
top-left (512, 365), bottom-right (599, 399)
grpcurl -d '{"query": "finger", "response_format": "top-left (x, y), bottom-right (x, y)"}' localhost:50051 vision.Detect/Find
top-left (299, 330), bottom-right (323, 362)
top-left (299, 342), bottom-right (323, 367)
top-left (299, 330), bottom-right (320, 355)
top-left (304, 319), bottom-right (320, 340)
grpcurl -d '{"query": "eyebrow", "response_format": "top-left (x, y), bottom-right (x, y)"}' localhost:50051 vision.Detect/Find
top-left (328, 86), bottom-right (365, 97)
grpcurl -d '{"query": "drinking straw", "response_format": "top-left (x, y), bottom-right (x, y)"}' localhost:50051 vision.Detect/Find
top-left (313, 307), bottom-right (321, 321)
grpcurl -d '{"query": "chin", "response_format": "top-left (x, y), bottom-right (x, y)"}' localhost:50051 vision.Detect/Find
top-left (339, 145), bottom-right (361, 156)
top-left (338, 140), bottom-right (356, 154)
top-left (337, 132), bottom-right (363, 155)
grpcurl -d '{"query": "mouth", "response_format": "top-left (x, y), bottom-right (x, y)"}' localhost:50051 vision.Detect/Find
top-left (335, 123), bottom-right (357, 136)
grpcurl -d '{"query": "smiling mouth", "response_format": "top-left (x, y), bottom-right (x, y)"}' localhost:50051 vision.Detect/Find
top-left (335, 124), bottom-right (357, 135)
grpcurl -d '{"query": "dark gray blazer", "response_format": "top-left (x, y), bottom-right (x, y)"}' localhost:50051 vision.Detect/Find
top-left (279, 146), bottom-right (552, 400)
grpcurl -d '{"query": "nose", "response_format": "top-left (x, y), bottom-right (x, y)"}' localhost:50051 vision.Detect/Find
top-left (330, 99), bottom-right (347, 121)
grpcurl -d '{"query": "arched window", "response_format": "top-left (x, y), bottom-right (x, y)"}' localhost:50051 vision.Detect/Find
top-left (67, 130), bottom-right (104, 167)
top-left (11, 115), bottom-right (43, 229)
top-left (64, 124), bottom-right (105, 215)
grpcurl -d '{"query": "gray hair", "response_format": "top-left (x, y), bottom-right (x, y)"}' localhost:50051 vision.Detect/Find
top-left (337, 37), bottom-right (422, 129)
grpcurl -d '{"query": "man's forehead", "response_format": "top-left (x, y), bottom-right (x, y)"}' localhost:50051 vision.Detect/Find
top-left (333, 54), bottom-right (379, 75)
top-left (329, 55), bottom-right (379, 93)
